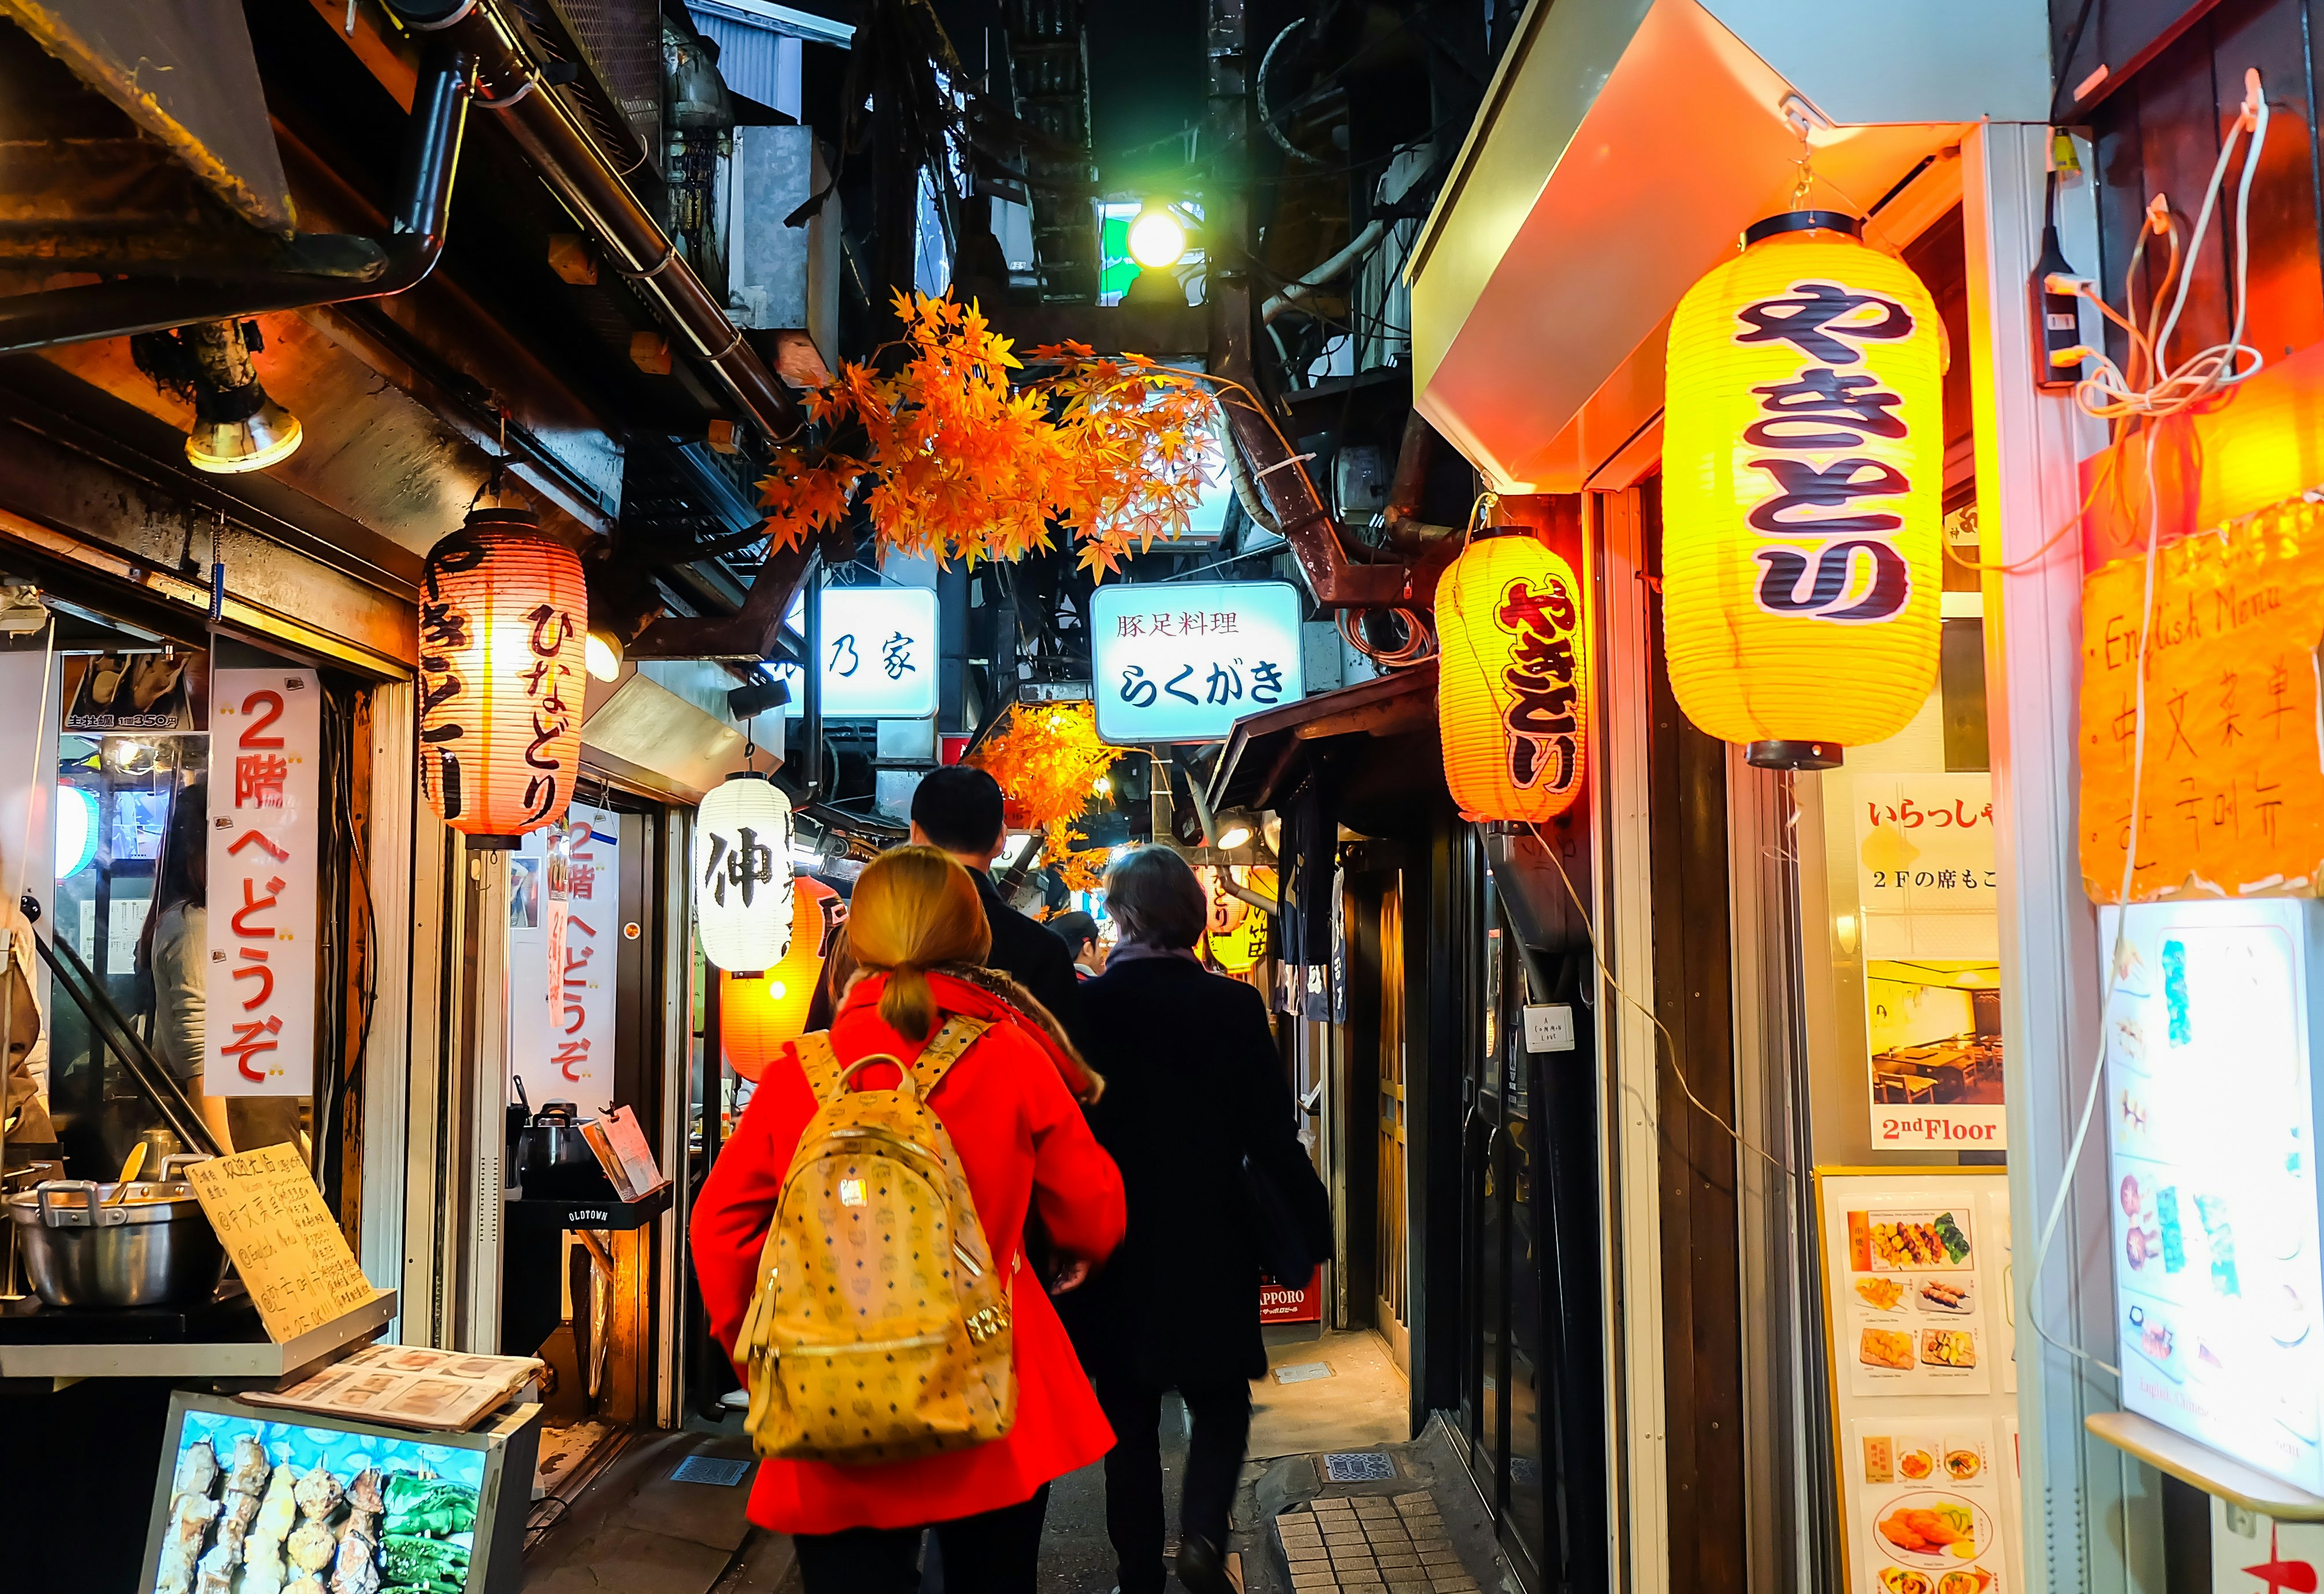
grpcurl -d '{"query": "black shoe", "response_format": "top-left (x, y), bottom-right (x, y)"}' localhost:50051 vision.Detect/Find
top-left (1177, 1535), bottom-right (1233, 1594)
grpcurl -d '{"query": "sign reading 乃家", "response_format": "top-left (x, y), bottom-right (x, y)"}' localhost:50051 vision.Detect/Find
top-left (817, 587), bottom-right (938, 719)
top-left (206, 669), bottom-right (321, 1098)
top-left (1092, 580), bottom-right (1305, 744)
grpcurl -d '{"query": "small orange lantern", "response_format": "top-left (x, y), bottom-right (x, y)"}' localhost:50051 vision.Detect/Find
top-left (1436, 529), bottom-right (1590, 822)
top-left (1663, 211), bottom-right (1944, 768)
top-left (417, 504), bottom-right (589, 844)
top-left (722, 876), bottom-right (839, 1081)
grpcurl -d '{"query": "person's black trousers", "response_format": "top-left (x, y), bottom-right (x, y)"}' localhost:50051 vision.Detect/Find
top-left (1096, 1376), bottom-right (1254, 1594)
top-left (792, 1484), bottom-right (1051, 1594)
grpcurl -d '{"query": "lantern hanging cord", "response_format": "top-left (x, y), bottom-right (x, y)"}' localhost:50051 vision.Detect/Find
top-left (1532, 826), bottom-right (1795, 1180)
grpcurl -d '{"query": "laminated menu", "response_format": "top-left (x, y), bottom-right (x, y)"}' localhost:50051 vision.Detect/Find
top-left (240, 1342), bottom-right (544, 1433)
top-left (1820, 1170), bottom-right (2021, 1593)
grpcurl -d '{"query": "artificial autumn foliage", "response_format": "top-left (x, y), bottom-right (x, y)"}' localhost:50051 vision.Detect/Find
top-left (969, 701), bottom-right (1116, 884)
top-left (760, 291), bottom-right (1222, 573)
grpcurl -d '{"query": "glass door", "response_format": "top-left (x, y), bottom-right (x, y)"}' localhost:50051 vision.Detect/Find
top-left (1375, 881), bottom-right (1410, 1370)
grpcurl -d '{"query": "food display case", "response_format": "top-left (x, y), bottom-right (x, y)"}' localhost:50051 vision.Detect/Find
top-left (136, 1390), bottom-right (539, 1594)
top-left (2092, 898), bottom-right (2324, 1514)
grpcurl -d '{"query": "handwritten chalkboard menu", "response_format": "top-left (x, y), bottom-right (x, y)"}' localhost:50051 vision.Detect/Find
top-left (184, 1144), bottom-right (379, 1342)
top-left (2080, 497), bottom-right (2324, 903)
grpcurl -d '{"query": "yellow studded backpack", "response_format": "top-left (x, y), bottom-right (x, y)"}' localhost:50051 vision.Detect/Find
top-left (735, 1016), bottom-right (1017, 1463)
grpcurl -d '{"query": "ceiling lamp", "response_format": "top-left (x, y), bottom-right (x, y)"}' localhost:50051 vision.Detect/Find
top-left (585, 624), bottom-right (623, 682)
top-left (1436, 528), bottom-right (1590, 823)
top-left (721, 876), bottom-right (838, 1081)
top-left (417, 502), bottom-right (589, 847)
top-left (693, 771), bottom-right (795, 973)
top-left (181, 319), bottom-right (302, 474)
top-left (1662, 211), bottom-right (1944, 770)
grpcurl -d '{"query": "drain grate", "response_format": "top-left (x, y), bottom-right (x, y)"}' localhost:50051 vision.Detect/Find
top-left (1274, 1361), bottom-right (1335, 1384)
top-left (1322, 1452), bottom-right (1395, 1482)
top-left (670, 1455), bottom-right (754, 1487)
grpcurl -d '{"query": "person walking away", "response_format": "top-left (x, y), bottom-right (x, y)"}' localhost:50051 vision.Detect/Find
top-left (1050, 910), bottom-right (1103, 980)
top-left (1076, 846), bottom-right (1329, 1594)
top-left (691, 846), bottom-right (1126, 1594)
top-left (908, 766), bottom-right (1083, 1038)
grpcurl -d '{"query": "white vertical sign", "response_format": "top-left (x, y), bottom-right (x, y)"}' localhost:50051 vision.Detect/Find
top-left (510, 803), bottom-right (618, 1109)
top-left (206, 669), bottom-right (321, 1097)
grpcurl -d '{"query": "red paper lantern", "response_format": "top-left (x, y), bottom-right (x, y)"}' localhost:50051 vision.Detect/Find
top-left (417, 505), bottom-right (589, 846)
top-left (722, 876), bottom-right (839, 1081)
top-left (1435, 528), bottom-right (1590, 822)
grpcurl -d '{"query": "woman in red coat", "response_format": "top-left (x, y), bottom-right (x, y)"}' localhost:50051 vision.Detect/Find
top-left (691, 845), bottom-right (1126, 1593)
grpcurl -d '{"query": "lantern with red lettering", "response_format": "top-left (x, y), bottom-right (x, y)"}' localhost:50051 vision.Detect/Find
top-left (1663, 211), bottom-right (1944, 769)
top-left (722, 876), bottom-right (839, 1081)
top-left (417, 504), bottom-right (589, 845)
top-left (1436, 529), bottom-right (1590, 822)
top-left (693, 771), bottom-right (794, 973)
top-left (1204, 866), bottom-right (1274, 973)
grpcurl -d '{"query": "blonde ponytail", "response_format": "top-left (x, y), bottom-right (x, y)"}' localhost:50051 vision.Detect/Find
top-left (845, 846), bottom-right (992, 1041)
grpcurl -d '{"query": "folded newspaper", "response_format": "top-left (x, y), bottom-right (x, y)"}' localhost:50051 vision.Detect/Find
top-left (240, 1342), bottom-right (544, 1432)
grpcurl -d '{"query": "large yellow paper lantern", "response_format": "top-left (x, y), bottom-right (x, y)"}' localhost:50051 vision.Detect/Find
top-left (1663, 210), bottom-right (1944, 769)
top-left (722, 876), bottom-right (838, 1082)
top-left (417, 504), bottom-right (589, 844)
top-left (1436, 529), bottom-right (1590, 822)
top-left (1206, 867), bottom-right (1274, 973)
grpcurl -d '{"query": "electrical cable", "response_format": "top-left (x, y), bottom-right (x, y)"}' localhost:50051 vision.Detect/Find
top-left (2016, 69), bottom-right (2272, 1384)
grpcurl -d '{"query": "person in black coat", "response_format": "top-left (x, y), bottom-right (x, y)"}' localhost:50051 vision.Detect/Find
top-left (1075, 845), bottom-right (1326, 1594)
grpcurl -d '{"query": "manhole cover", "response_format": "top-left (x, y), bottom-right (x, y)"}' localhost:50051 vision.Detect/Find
top-left (1274, 1361), bottom-right (1334, 1384)
top-left (1323, 1452), bottom-right (1395, 1482)
top-left (671, 1455), bottom-right (754, 1487)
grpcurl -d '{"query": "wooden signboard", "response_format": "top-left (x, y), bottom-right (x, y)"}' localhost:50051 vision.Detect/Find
top-left (2079, 493), bottom-right (2324, 902)
top-left (184, 1143), bottom-right (379, 1343)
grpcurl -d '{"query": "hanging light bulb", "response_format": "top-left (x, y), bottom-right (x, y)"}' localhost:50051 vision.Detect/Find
top-left (179, 319), bottom-right (302, 474)
top-left (1128, 202), bottom-right (1188, 270)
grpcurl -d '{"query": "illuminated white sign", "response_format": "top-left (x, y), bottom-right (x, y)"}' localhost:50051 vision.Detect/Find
top-left (2102, 897), bottom-right (2324, 1492)
top-left (782, 587), bottom-right (939, 719)
top-left (1092, 580), bottom-right (1305, 744)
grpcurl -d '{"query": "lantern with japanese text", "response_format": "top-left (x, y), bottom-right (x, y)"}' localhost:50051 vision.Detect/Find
top-left (1436, 529), bottom-right (1590, 822)
top-left (693, 772), bottom-right (795, 973)
top-left (417, 504), bottom-right (589, 845)
top-left (722, 876), bottom-right (839, 1081)
top-left (1663, 211), bottom-right (1944, 770)
top-left (1205, 867), bottom-right (1274, 973)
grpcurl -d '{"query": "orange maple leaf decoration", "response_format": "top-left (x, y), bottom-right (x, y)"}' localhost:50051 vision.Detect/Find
top-left (758, 292), bottom-right (1225, 573)
top-left (966, 701), bottom-right (1118, 888)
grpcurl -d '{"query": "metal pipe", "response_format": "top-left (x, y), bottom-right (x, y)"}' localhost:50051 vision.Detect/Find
top-left (1261, 218), bottom-right (1387, 323)
top-left (0, 44), bottom-right (475, 355)
top-left (391, 0), bottom-right (804, 438)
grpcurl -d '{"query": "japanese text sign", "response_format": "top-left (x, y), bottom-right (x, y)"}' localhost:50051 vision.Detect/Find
top-left (510, 804), bottom-right (619, 1107)
top-left (2080, 496), bottom-right (2324, 902)
top-left (206, 669), bottom-right (320, 1098)
top-left (184, 1142), bottom-right (378, 1342)
top-left (1853, 773), bottom-right (2000, 959)
top-left (1092, 580), bottom-right (1305, 744)
top-left (817, 587), bottom-right (938, 718)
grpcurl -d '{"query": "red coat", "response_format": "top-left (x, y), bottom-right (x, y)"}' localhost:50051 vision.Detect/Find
top-left (690, 969), bottom-right (1128, 1535)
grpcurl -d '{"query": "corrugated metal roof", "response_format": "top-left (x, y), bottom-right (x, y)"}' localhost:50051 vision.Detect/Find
top-left (694, 11), bottom-right (794, 115)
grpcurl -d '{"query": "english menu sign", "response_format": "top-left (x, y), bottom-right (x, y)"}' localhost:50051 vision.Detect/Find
top-left (2100, 897), bottom-right (2324, 1494)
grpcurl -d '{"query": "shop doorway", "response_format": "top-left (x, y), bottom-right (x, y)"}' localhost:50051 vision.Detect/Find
top-left (1374, 881), bottom-right (1411, 1372)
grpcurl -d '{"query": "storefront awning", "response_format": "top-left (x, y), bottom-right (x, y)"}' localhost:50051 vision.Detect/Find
top-left (1207, 660), bottom-right (1438, 814)
top-left (1405, 0), bottom-right (2046, 493)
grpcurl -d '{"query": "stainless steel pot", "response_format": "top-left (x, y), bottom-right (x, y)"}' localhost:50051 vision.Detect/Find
top-left (5, 1159), bottom-right (225, 1309)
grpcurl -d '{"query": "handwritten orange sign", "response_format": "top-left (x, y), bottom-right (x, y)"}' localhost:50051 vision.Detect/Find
top-left (2080, 494), bottom-right (2324, 902)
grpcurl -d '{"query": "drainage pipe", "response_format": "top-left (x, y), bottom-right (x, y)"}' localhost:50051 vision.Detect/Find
top-left (0, 42), bottom-right (475, 354)
top-left (390, 0), bottom-right (802, 438)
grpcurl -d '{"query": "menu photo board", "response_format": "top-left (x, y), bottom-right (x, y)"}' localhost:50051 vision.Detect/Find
top-left (2099, 897), bottom-right (2324, 1496)
top-left (1818, 1169), bottom-right (2021, 1594)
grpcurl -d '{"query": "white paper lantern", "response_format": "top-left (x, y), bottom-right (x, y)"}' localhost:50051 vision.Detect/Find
top-left (693, 773), bottom-right (795, 973)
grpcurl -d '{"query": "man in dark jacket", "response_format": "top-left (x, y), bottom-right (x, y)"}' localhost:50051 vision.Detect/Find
top-left (1074, 846), bottom-right (1327, 1594)
top-left (906, 765), bottom-right (1084, 1040)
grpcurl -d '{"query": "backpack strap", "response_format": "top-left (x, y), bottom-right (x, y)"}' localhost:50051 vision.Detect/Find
top-left (909, 1016), bottom-right (992, 1097)
top-left (792, 1033), bottom-right (846, 1105)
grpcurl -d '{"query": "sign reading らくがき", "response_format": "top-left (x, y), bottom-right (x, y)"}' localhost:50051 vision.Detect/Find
top-left (1092, 580), bottom-right (1304, 744)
